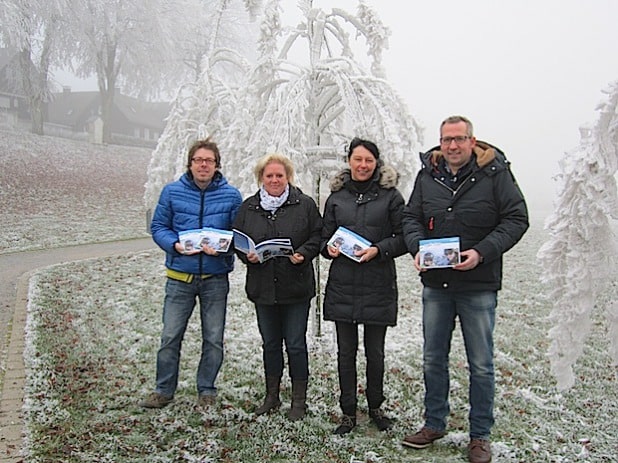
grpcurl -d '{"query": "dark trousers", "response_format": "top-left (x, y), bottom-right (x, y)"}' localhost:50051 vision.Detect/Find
top-left (335, 321), bottom-right (387, 415)
top-left (255, 301), bottom-right (310, 380)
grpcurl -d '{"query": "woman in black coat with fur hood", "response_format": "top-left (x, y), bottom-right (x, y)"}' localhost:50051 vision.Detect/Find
top-left (321, 138), bottom-right (407, 435)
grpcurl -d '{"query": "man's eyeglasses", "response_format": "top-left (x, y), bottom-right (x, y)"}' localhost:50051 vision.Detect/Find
top-left (192, 157), bottom-right (216, 165)
top-left (440, 136), bottom-right (470, 145)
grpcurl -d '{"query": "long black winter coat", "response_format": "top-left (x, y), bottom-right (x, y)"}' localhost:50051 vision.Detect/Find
top-left (402, 141), bottom-right (529, 291)
top-left (322, 163), bottom-right (407, 326)
top-left (233, 186), bottom-right (322, 305)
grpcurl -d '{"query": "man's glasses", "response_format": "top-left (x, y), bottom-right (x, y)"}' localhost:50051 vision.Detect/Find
top-left (440, 136), bottom-right (470, 145)
top-left (192, 158), bottom-right (216, 165)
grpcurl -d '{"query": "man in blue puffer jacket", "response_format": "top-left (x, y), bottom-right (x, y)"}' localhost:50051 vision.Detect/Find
top-left (140, 138), bottom-right (242, 409)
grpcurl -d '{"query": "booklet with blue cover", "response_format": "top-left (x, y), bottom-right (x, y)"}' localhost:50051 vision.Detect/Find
top-left (327, 226), bottom-right (372, 263)
top-left (418, 236), bottom-right (461, 269)
top-left (232, 229), bottom-right (294, 263)
top-left (178, 227), bottom-right (233, 253)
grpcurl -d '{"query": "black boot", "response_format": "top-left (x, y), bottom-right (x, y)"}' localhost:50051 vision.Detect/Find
top-left (333, 414), bottom-right (356, 435)
top-left (369, 407), bottom-right (393, 431)
top-left (287, 380), bottom-right (307, 421)
top-left (255, 376), bottom-right (281, 415)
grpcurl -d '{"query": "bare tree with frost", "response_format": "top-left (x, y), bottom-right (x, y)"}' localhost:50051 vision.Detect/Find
top-left (143, 0), bottom-right (261, 210)
top-left (0, 0), bottom-right (67, 134)
top-left (65, 0), bottom-right (182, 143)
top-left (144, 0), bottom-right (423, 209)
top-left (537, 81), bottom-right (618, 390)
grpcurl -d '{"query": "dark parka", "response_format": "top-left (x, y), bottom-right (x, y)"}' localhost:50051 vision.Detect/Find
top-left (402, 141), bottom-right (529, 291)
top-left (322, 162), bottom-right (407, 326)
top-left (233, 185), bottom-right (322, 305)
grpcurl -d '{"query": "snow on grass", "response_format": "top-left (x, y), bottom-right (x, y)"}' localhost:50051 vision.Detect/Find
top-left (0, 128), bottom-right (151, 254)
top-left (4, 129), bottom-right (617, 461)
top-left (21, 225), bottom-right (618, 462)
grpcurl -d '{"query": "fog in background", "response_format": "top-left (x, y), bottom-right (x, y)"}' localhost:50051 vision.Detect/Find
top-left (376, 0), bottom-right (618, 218)
top-left (57, 0), bottom-right (618, 218)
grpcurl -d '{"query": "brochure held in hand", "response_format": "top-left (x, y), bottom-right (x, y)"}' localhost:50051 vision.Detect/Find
top-left (418, 236), bottom-right (461, 269)
top-left (178, 227), bottom-right (233, 252)
top-left (327, 226), bottom-right (372, 263)
top-left (232, 229), bottom-right (294, 263)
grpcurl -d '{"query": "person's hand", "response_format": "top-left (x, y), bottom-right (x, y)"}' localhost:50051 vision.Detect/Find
top-left (175, 242), bottom-right (200, 255)
top-left (413, 252), bottom-right (423, 272)
top-left (289, 252), bottom-right (305, 265)
top-left (247, 251), bottom-right (260, 264)
top-left (356, 246), bottom-right (378, 263)
top-left (201, 245), bottom-right (219, 256)
top-left (327, 245), bottom-right (341, 258)
top-left (453, 249), bottom-right (482, 271)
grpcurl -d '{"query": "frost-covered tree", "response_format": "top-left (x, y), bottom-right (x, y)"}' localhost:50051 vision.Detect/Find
top-left (144, 0), bottom-right (423, 210)
top-left (143, 0), bottom-right (261, 210)
top-left (65, 0), bottom-right (185, 142)
top-left (537, 81), bottom-right (618, 391)
top-left (178, 0), bottom-right (260, 82)
top-left (0, 0), bottom-right (67, 134)
top-left (222, 0), bottom-right (423, 200)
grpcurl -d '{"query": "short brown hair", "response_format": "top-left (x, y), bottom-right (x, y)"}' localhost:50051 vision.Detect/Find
top-left (440, 115), bottom-right (474, 137)
top-left (253, 153), bottom-right (295, 186)
top-left (186, 138), bottom-right (221, 170)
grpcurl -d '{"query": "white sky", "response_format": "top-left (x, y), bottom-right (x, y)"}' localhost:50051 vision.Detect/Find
top-left (58, 0), bottom-right (618, 216)
top-left (307, 0), bottom-right (618, 216)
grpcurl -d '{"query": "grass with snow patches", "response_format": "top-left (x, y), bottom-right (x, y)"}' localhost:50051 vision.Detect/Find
top-left (4, 128), bottom-right (615, 461)
top-left (23, 221), bottom-right (618, 462)
top-left (0, 128), bottom-right (151, 254)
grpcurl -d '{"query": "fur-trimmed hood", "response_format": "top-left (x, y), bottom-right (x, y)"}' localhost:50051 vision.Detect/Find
top-left (424, 140), bottom-right (499, 169)
top-left (329, 161), bottom-right (400, 192)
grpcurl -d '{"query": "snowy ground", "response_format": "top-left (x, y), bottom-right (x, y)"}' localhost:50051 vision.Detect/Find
top-left (0, 128), bottom-right (150, 254)
top-left (2, 128), bottom-right (617, 462)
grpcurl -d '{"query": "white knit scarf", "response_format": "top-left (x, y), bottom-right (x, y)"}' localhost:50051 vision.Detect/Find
top-left (259, 184), bottom-right (290, 212)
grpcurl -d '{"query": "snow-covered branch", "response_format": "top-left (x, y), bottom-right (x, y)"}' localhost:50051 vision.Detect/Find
top-left (538, 80), bottom-right (618, 390)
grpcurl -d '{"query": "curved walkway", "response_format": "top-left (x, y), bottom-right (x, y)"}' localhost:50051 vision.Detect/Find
top-left (0, 238), bottom-right (157, 462)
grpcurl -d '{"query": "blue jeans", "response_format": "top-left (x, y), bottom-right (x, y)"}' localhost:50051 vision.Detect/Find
top-left (255, 301), bottom-right (310, 380)
top-left (335, 321), bottom-right (388, 415)
top-left (155, 275), bottom-right (229, 397)
top-left (422, 286), bottom-right (497, 440)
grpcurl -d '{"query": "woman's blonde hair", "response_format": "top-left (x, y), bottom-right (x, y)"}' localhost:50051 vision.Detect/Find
top-left (254, 153), bottom-right (295, 186)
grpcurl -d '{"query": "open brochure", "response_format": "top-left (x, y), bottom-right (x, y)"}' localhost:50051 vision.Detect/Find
top-left (419, 236), bottom-right (461, 269)
top-left (327, 226), bottom-right (372, 263)
top-left (232, 229), bottom-right (294, 263)
top-left (178, 227), bottom-right (233, 253)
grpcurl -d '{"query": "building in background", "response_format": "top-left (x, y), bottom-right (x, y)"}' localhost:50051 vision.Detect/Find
top-left (0, 48), bottom-right (29, 126)
top-left (46, 87), bottom-right (170, 148)
top-left (1, 46), bottom-right (170, 149)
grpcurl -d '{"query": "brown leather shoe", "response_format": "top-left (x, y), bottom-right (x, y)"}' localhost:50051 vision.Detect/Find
top-left (468, 438), bottom-right (492, 463)
top-left (139, 392), bottom-right (173, 409)
top-left (198, 394), bottom-right (216, 408)
top-left (401, 427), bottom-right (446, 449)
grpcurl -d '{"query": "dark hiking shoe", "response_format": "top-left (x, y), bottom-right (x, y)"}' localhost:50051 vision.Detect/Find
top-left (333, 414), bottom-right (356, 435)
top-left (468, 438), bottom-right (492, 463)
top-left (369, 408), bottom-right (394, 431)
top-left (401, 427), bottom-right (446, 449)
top-left (139, 392), bottom-right (173, 409)
top-left (198, 394), bottom-right (216, 408)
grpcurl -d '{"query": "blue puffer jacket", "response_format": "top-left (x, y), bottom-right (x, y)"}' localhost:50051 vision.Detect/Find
top-left (151, 171), bottom-right (242, 275)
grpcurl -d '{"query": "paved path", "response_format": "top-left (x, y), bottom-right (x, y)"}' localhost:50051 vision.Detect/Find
top-left (0, 238), bottom-right (157, 462)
